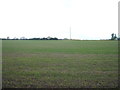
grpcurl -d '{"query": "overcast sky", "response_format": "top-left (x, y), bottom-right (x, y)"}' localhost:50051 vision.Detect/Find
top-left (0, 0), bottom-right (119, 40)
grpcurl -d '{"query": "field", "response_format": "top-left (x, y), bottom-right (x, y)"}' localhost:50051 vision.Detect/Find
top-left (2, 40), bottom-right (118, 88)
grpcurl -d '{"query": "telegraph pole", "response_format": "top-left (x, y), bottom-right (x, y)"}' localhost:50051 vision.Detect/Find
top-left (70, 26), bottom-right (71, 40)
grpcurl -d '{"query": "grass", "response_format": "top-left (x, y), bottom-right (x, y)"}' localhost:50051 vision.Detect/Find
top-left (2, 40), bottom-right (118, 88)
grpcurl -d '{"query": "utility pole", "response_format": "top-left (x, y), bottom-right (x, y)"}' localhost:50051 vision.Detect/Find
top-left (70, 26), bottom-right (71, 40)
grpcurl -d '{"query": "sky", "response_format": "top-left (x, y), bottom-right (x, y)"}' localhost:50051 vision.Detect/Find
top-left (0, 0), bottom-right (119, 40)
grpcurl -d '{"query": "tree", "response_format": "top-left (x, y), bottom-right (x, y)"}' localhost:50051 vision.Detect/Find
top-left (7, 37), bottom-right (9, 40)
top-left (111, 33), bottom-right (114, 40)
top-left (114, 34), bottom-right (117, 39)
top-left (111, 33), bottom-right (117, 40)
top-left (47, 36), bottom-right (51, 40)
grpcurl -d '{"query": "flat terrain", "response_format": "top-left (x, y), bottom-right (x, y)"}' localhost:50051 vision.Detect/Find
top-left (2, 40), bottom-right (118, 88)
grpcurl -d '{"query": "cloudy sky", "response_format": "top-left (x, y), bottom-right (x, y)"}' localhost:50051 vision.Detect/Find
top-left (0, 0), bottom-right (119, 40)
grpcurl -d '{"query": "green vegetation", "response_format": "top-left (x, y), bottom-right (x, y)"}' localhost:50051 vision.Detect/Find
top-left (2, 40), bottom-right (118, 88)
top-left (111, 33), bottom-right (117, 40)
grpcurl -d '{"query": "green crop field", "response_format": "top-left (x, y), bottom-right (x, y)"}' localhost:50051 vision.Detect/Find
top-left (2, 40), bottom-right (118, 88)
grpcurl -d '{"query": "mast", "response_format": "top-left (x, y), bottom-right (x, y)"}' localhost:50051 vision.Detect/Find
top-left (70, 25), bottom-right (71, 40)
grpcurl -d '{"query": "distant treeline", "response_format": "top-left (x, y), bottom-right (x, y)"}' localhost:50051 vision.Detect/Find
top-left (1, 33), bottom-right (120, 40)
top-left (0, 37), bottom-right (68, 40)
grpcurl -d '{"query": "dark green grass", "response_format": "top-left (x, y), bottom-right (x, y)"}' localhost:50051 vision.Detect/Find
top-left (2, 40), bottom-right (118, 88)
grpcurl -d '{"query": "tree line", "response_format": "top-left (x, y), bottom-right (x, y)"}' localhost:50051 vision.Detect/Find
top-left (0, 33), bottom-right (120, 40)
top-left (0, 36), bottom-right (64, 40)
top-left (110, 33), bottom-right (120, 40)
